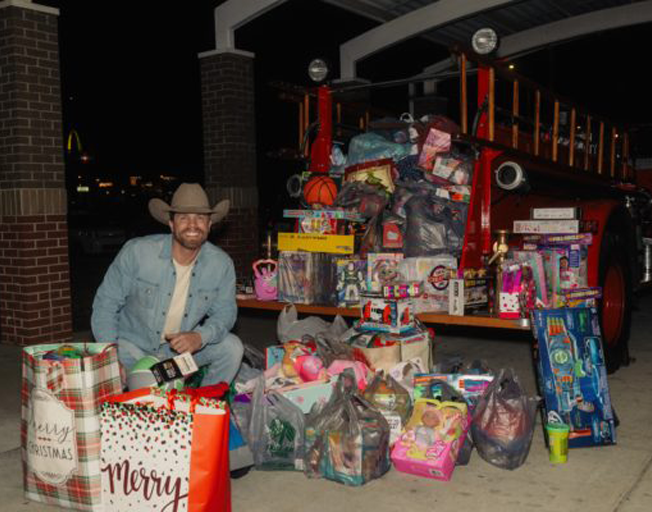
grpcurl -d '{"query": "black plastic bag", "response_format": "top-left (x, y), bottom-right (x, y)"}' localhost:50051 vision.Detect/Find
top-left (471, 368), bottom-right (539, 470)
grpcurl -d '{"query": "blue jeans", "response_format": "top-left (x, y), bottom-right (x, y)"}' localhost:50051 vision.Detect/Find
top-left (118, 333), bottom-right (244, 386)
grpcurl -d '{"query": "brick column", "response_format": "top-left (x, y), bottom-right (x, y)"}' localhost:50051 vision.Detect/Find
top-left (0, 1), bottom-right (72, 346)
top-left (199, 49), bottom-right (259, 281)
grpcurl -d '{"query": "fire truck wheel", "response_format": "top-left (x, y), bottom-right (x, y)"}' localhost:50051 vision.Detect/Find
top-left (599, 229), bottom-right (632, 374)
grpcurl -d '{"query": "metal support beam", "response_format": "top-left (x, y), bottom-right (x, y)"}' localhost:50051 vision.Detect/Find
top-left (420, 1), bottom-right (652, 79)
top-left (339, 0), bottom-right (517, 80)
top-left (497, 0), bottom-right (652, 59)
top-left (214, 0), bottom-right (288, 52)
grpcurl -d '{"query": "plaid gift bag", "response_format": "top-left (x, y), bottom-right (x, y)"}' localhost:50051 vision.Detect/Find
top-left (21, 343), bottom-right (121, 511)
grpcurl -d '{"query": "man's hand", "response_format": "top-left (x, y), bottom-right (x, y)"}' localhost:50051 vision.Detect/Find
top-left (165, 332), bottom-right (203, 354)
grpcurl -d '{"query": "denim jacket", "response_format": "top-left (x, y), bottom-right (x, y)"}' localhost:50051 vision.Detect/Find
top-left (91, 234), bottom-right (237, 351)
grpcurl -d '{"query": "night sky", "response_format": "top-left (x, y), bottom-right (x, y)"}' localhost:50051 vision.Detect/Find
top-left (48, 1), bottom-right (652, 203)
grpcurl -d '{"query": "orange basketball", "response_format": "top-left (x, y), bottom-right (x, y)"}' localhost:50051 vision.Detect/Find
top-left (303, 175), bottom-right (338, 206)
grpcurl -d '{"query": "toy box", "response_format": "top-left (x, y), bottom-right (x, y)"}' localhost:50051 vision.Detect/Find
top-left (367, 253), bottom-right (404, 293)
top-left (413, 374), bottom-right (494, 411)
top-left (342, 324), bottom-right (433, 372)
top-left (399, 255), bottom-right (457, 313)
top-left (278, 232), bottom-right (355, 254)
top-left (283, 209), bottom-right (365, 235)
top-left (278, 251), bottom-right (336, 305)
top-left (264, 345), bottom-right (335, 414)
top-left (531, 308), bottom-right (616, 448)
top-left (359, 294), bottom-right (415, 334)
top-left (391, 399), bottom-right (469, 481)
top-left (448, 275), bottom-right (489, 316)
top-left (335, 258), bottom-right (366, 307)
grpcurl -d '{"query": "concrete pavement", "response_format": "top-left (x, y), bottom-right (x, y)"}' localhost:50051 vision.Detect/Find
top-left (1, 296), bottom-right (651, 511)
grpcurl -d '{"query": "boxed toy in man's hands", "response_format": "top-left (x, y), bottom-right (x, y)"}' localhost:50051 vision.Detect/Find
top-left (531, 307), bottom-right (616, 448)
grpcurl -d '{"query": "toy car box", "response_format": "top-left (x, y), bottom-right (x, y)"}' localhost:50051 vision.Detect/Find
top-left (531, 307), bottom-right (616, 448)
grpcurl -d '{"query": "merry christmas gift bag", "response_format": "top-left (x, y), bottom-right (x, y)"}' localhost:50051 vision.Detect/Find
top-left (22, 343), bottom-right (122, 511)
top-left (100, 387), bottom-right (231, 512)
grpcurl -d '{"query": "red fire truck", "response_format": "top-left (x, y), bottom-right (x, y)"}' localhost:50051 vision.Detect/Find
top-left (288, 41), bottom-right (652, 374)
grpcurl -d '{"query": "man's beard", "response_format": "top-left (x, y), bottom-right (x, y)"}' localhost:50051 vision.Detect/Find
top-left (174, 229), bottom-right (207, 250)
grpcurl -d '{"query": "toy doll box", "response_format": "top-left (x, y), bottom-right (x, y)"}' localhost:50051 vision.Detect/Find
top-left (391, 399), bottom-right (470, 482)
top-left (265, 345), bottom-right (335, 414)
top-left (531, 307), bottom-right (616, 448)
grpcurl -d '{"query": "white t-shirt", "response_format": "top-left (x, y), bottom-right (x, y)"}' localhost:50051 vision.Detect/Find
top-left (161, 259), bottom-right (194, 342)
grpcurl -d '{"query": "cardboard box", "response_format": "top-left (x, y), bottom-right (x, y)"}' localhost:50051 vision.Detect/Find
top-left (531, 308), bottom-right (616, 448)
top-left (264, 345), bottom-right (335, 414)
top-left (399, 256), bottom-right (457, 313)
top-left (531, 207), bottom-right (581, 220)
top-left (359, 294), bottom-right (415, 333)
top-left (448, 277), bottom-right (489, 316)
top-left (513, 219), bottom-right (580, 234)
top-left (278, 232), bottom-right (354, 254)
top-left (367, 253), bottom-right (404, 293)
top-left (278, 251), bottom-right (336, 305)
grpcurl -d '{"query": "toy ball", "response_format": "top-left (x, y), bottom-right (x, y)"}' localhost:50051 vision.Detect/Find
top-left (127, 355), bottom-right (184, 392)
top-left (294, 355), bottom-right (324, 382)
top-left (303, 175), bottom-right (338, 207)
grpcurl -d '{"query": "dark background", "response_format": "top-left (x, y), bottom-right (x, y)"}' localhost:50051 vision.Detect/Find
top-left (49, 0), bottom-right (652, 228)
top-left (36, 1), bottom-right (652, 329)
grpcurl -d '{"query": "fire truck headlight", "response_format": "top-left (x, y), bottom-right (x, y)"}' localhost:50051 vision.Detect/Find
top-left (471, 28), bottom-right (499, 55)
top-left (308, 58), bottom-right (329, 83)
top-left (495, 161), bottom-right (528, 191)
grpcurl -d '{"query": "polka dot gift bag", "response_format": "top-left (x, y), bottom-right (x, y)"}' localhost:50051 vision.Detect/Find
top-left (100, 386), bottom-right (231, 512)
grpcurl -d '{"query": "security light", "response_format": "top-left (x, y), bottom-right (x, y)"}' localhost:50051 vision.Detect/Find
top-left (471, 28), bottom-right (499, 55)
top-left (308, 58), bottom-right (329, 83)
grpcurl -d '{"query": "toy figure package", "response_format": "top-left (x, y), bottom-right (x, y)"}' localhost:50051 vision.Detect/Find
top-left (335, 258), bottom-right (367, 307)
top-left (367, 253), bottom-right (404, 293)
top-left (278, 251), bottom-right (336, 305)
top-left (531, 308), bottom-right (616, 448)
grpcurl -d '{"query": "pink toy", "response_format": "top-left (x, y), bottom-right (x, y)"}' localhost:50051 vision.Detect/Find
top-left (327, 360), bottom-right (370, 391)
top-left (253, 259), bottom-right (278, 301)
top-left (294, 355), bottom-right (326, 382)
top-left (391, 399), bottom-right (469, 481)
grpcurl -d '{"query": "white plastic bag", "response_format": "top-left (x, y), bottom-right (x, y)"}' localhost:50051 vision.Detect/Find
top-left (277, 304), bottom-right (348, 343)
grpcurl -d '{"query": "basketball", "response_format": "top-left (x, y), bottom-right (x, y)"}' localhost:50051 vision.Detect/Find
top-left (303, 175), bottom-right (338, 206)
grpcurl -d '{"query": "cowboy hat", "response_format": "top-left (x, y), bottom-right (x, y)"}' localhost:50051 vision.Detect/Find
top-left (148, 183), bottom-right (230, 225)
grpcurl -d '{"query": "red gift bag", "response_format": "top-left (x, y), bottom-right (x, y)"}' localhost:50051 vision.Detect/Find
top-left (101, 387), bottom-right (231, 512)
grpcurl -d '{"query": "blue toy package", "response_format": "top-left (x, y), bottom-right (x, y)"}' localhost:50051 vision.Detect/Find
top-left (531, 307), bottom-right (616, 448)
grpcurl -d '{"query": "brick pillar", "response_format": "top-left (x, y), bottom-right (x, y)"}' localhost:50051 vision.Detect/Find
top-left (0, 2), bottom-right (72, 346)
top-left (199, 49), bottom-right (259, 282)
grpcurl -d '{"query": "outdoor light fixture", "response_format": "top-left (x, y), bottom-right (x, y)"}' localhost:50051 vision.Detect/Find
top-left (471, 27), bottom-right (499, 55)
top-left (495, 161), bottom-right (528, 191)
top-left (308, 58), bottom-right (329, 83)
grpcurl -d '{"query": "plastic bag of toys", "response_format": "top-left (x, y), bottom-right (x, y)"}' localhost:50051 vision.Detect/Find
top-left (247, 376), bottom-right (305, 471)
top-left (304, 370), bottom-right (391, 486)
top-left (471, 368), bottom-right (539, 470)
top-left (363, 371), bottom-right (412, 444)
